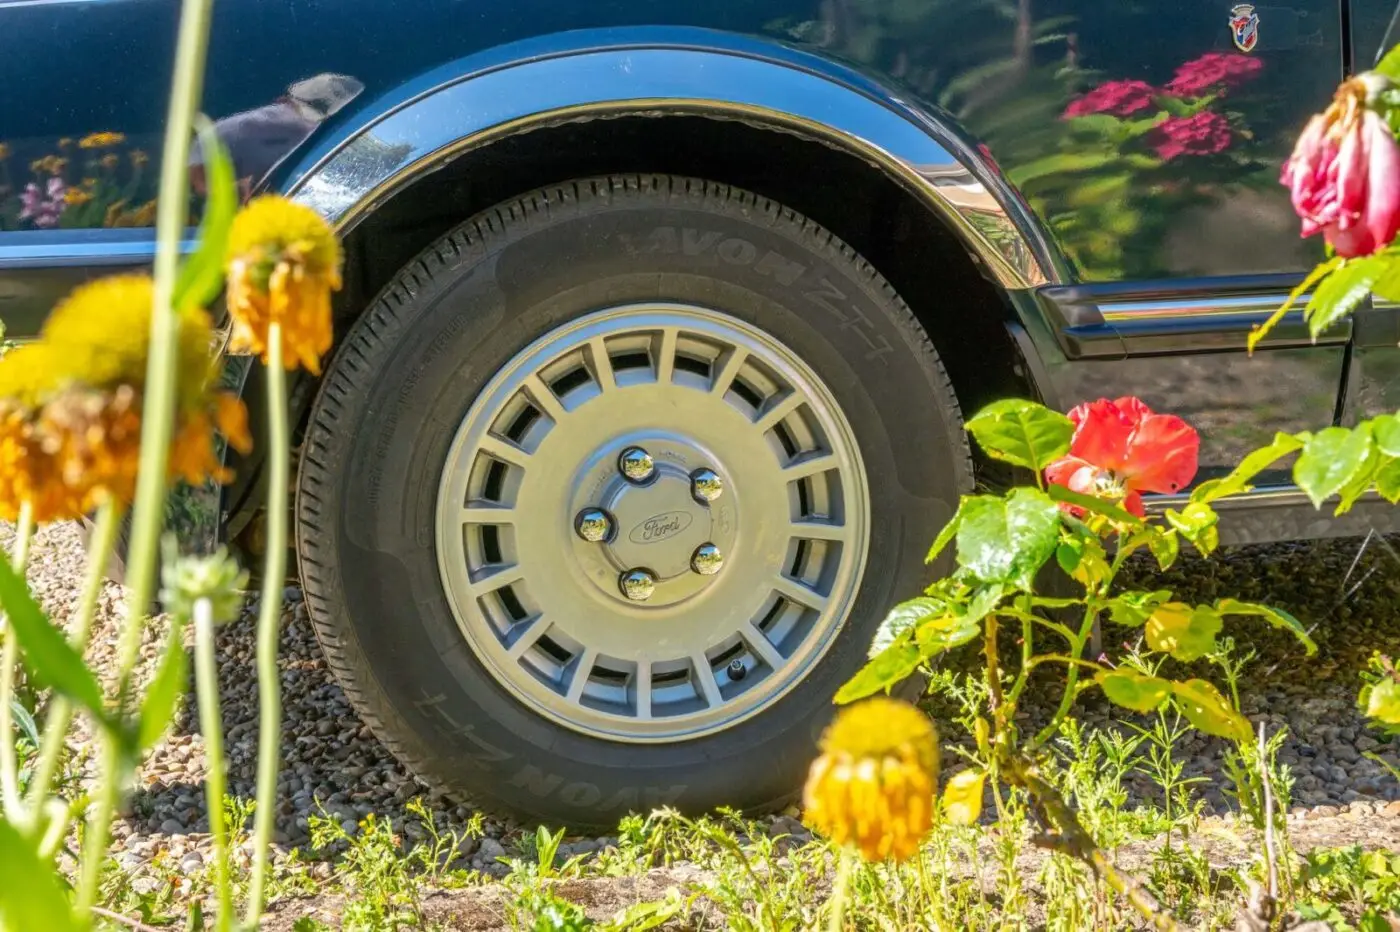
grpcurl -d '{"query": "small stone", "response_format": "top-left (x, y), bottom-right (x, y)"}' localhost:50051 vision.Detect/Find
top-left (456, 835), bottom-right (480, 858)
top-left (478, 838), bottom-right (505, 862)
top-left (159, 819), bottom-right (185, 835)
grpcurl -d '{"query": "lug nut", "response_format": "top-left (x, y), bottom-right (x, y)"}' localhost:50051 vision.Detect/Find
top-left (619, 568), bottom-right (658, 602)
top-left (691, 468), bottom-right (723, 503)
top-left (618, 447), bottom-right (655, 484)
top-left (691, 543), bottom-right (723, 576)
top-left (728, 658), bottom-right (747, 681)
top-left (575, 508), bottom-right (613, 543)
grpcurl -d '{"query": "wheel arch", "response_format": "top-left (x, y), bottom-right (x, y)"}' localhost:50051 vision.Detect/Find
top-left (226, 35), bottom-right (1068, 544)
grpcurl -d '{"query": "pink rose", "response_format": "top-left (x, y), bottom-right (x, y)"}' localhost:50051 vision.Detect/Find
top-left (1063, 80), bottom-right (1157, 119)
top-left (1282, 77), bottom-right (1400, 258)
top-left (1149, 112), bottom-right (1232, 161)
top-left (1164, 52), bottom-right (1263, 97)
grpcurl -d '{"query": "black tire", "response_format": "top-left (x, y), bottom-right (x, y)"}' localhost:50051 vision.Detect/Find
top-left (296, 175), bottom-right (972, 825)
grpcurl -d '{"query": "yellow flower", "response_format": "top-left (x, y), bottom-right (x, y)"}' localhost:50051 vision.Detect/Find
top-left (0, 144), bottom-right (10, 161)
top-left (58, 138), bottom-right (72, 150)
top-left (130, 150), bottom-right (149, 169)
top-left (105, 199), bottom-right (155, 228)
top-left (0, 275), bottom-right (254, 518)
top-left (29, 156), bottom-right (67, 176)
top-left (100, 154), bottom-right (119, 170)
top-left (64, 187), bottom-right (93, 206)
top-left (802, 698), bottom-right (939, 862)
top-left (79, 132), bottom-right (125, 149)
top-left (226, 195), bottom-right (342, 374)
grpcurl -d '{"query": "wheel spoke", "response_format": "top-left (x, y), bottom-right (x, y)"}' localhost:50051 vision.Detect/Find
top-left (773, 575), bottom-right (830, 613)
top-left (788, 518), bottom-right (846, 541)
top-left (709, 346), bottom-right (748, 396)
top-left (754, 391), bottom-right (803, 432)
top-left (782, 451), bottom-right (836, 481)
top-left (469, 562), bottom-right (525, 595)
top-left (634, 662), bottom-right (653, 720)
top-left (741, 623), bottom-right (785, 670)
top-left (506, 614), bottom-right (549, 659)
top-left (691, 653), bottom-right (723, 707)
top-left (587, 337), bottom-right (616, 392)
top-left (523, 373), bottom-right (568, 423)
top-left (566, 647), bottom-right (599, 702)
top-left (462, 501), bottom-right (517, 525)
top-left (479, 434), bottom-right (532, 468)
top-left (654, 327), bottom-right (679, 385)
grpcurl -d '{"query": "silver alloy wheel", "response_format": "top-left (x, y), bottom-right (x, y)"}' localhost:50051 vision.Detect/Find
top-left (435, 304), bottom-right (870, 742)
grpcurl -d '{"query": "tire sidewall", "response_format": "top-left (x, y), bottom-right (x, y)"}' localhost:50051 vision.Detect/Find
top-left (300, 178), bottom-right (968, 823)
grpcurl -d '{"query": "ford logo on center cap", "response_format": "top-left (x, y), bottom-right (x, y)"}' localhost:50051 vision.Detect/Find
top-left (629, 511), bottom-right (694, 544)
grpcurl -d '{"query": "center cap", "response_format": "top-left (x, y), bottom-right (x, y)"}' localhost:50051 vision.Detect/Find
top-left (604, 469), bottom-right (709, 579)
top-left (569, 435), bottom-right (738, 609)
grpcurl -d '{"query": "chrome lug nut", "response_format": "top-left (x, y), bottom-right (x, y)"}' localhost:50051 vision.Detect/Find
top-left (691, 543), bottom-right (723, 576)
top-left (619, 568), bottom-right (658, 602)
top-left (575, 508), bottom-right (613, 543)
top-left (618, 446), bottom-right (655, 484)
top-left (691, 468), bottom-right (723, 503)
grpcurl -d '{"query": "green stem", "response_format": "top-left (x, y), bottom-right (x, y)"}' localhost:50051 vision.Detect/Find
top-left (77, 0), bottom-right (215, 914)
top-left (0, 503), bottom-right (35, 817)
top-left (827, 847), bottom-right (853, 932)
top-left (245, 323), bottom-right (288, 923)
top-left (1006, 612), bottom-right (1035, 709)
top-left (194, 598), bottom-right (232, 932)
top-left (1029, 604), bottom-right (1100, 751)
top-left (27, 501), bottom-right (122, 809)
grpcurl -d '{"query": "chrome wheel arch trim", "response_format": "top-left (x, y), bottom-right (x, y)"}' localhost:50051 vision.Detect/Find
top-left (280, 30), bottom-right (1061, 290)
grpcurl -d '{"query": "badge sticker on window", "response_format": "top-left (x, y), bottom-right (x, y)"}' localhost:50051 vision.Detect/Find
top-left (1230, 4), bottom-right (1260, 52)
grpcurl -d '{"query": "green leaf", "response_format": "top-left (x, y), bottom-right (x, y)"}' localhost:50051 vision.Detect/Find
top-left (1294, 426), bottom-right (1375, 509)
top-left (913, 617), bottom-right (983, 656)
top-left (1145, 603), bottom-right (1221, 662)
top-left (1045, 483), bottom-right (1145, 527)
top-left (1097, 669), bottom-right (1172, 712)
top-left (1106, 590), bottom-right (1172, 627)
top-left (174, 115), bottom-right (238, 310)
top-left (1173, 678), bottom-right (1252, 743)
top-left (0, 818), bottom-right (80, 932)
top-left (1145, 527), bottom-right (1180, 570)
top-left (1372, 412), bottom-right (1400, 457)
top-left (1165, 502), bottom-right (1219, 556)
top-left (942, 769), bottom-right (987, 826)
top-left (870, 597), bottom-right (946, 659)
top-left (955, 489), bottom-right (1061, 589)
top-left (836, 635), bottom-right (922, 704)
top-left (1376, 457), bottom-right (1400, 502)
top-left (1058, 527), bottom-right (1109, 590)
top-left (1365, 677), bottom-right (1400, 726)
top-left (1249, 260), bottom-right (1339, 353)
top-left (961, 584), bottom-right (1006, 626)
top-left (0, 555), bottom-right (105, 722)
top-left (925, 498), bottom-right (967, 565)
top-left (1376, 44), bottom-right (1400, 82)
top-left (1305, 256), bottom-right (1385, 338)
top-left (9, 699), bottom-right (38, 749)
top-left (1215, 598), bottom-right (1317, 655)
top-left (964, 399), bottom-right (1073, 472)
top-left (1191, 432), bottom-right (1304, 503)
top-left (137, 618), bottom-right (188, 752)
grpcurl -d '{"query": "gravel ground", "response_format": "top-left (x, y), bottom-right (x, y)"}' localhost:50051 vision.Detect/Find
top-left (10, 521), bottom-right (1400, 897)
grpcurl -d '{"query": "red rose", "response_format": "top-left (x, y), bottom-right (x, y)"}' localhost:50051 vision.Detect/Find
top-left (1063, 80), bottom-right (1158, 119)
top-left (1282, 76), bottom-right (1400, 258)
top-left (1164, 52), bottom-right (1263, 97)
top-left (1150, 112), bottom-right (1233, 161)
top-left (1045, 397), bottom-right (1200, 517)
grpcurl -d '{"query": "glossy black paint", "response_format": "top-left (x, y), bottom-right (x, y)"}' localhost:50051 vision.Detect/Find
top-left (2, 0), bottom-right (1397, 541)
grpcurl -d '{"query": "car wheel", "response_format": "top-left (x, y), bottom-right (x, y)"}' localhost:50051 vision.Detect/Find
top-left (296, 175), bottom-right (972, 825)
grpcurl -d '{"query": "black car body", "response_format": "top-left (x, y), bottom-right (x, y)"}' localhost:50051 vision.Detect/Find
top-left (3, 0), bottom-right (1394, 823)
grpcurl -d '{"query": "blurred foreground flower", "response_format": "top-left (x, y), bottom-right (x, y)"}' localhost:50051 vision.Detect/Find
top-left (226, 195), bottom-right (342, 374)
top-left (803, 697), bottom-right (939, 862)
top-left (0, 274), bottom-right (250, 522)
top-left (1283, 74), bottom-right (1400, 258)
top-left (1045, 396), bottom-right (1199, 517)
